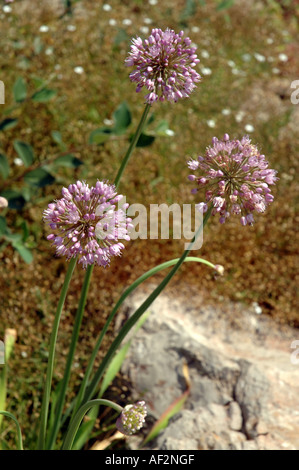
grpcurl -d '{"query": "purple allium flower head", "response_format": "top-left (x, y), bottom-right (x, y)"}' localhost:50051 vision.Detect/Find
top-left (188, 135), bottom-right (278, 225)
top-left (43, 180), bottom-right (133, 268)
top-left (116, 401), bottom-right (147, 436)
top-left (125, 28), bottom-right (201, 104)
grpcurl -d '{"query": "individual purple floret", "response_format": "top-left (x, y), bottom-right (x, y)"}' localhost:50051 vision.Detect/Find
top-left (125, 28), bottom-right (201, 104)
top-left (116, 401), bottom-right (147, 436)
top-left (188, 134), bottom-right (278, 225)
top-left (43, 180), bottom-right (133, 268)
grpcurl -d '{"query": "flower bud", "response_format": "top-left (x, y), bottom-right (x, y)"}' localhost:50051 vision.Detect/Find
top-left (116, 401), bottom-right (147, 436)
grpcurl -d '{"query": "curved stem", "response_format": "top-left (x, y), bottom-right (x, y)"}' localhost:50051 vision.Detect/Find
top-left (114, 103), bottom-right (151, 189)
top-left (46, 263), bottom-right (94, 449)
top-left (37, 257), bottom-right (77, 450)
top-left (62, 399), bottom-right (123, 450)
top-left (46, 103), bottom-right (151, 447)
top-left (0, 411), bottom-right (23, 450)
top-left (71, 255), bottom-right (216, 418)
top-left (83, 207), bottom-right (213, 404)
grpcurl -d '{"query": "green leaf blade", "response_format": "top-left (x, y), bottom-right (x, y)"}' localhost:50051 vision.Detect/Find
top-left (113, 102), bottom-right (132, 135)
top-left (13, 77), bottom-right (27, 103)
top-left (13, 242), bottom-right (33, 264)
top-left (32, 88), bottom-right (56, 103)
top-left (88, 128), bottom-right (112, 145)
top-left (0, 153), bottom-right (10, 179)
top-left (136, 133), bottom-right (155, 147)
top-left (13, 140), bottom-right (34, 167)
top-left (0, 118), bottom-right (18, 131)
top-left (24, 168), bottom-right (55, 187)
top-left (0, 189), bottom-right (26, 210)
top-left (53, 154), bottom-right (83, 168)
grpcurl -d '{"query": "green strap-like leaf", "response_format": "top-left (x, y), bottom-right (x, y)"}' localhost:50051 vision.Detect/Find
top-left (0, 153), bottom-right (10, 179)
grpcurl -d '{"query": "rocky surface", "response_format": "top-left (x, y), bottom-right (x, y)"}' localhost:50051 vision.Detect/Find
top-left (118, 288), bottom-right (299, 450)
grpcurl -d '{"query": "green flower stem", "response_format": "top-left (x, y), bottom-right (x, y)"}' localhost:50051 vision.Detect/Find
top-left (62, 399), bottom-right (123, 450)
top-left (0, 411), bottom-right (23, 450)
top-left (46, 263), bottom-right (94, 450)
top-left (71, 254), bottom-right (216, 419)
top-left (114, 103), bottom-right (151, 189)
top-left (65, 103), bottom-right (151, 420)
top-left (40, 104), bottom-right (150, 448)
top-left (37, 257), bottom-right (77, 450)
top-left (83, 207), bottom-right (213, 405)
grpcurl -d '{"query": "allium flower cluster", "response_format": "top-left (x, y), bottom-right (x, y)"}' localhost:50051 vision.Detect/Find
top-left (125, 28), bottom-right (201, 104)
top-left (43, 180), bottom-right (133, 268)
top-left (116, 401), bottom-right (147, 436)
top-left (188, 134), bottom-right (278, 225)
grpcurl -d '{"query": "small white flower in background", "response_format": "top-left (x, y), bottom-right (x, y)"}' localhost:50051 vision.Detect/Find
top-left (254, 53), bottom-right (266, 62)
top-left (165, 129), bottom-right (175, 136)
top-left (272, 67), bottom-right (280, 74)
top-left (144, 17), bottom-right (152, 24)
top-left (221, 109), bottom-right (231, 116)
top-left (227, 60), bottom-right (236, 68)
top-left (244, 124), bottom-right (255, 133)
top-left (266, 37), bottom-right (274, 44)
top-left (252, 302), bottom-right (262, 315)
top-left (3, 5), bottom-right (12, 12)
top-left (67, 25), bottom-right (76, 32)
top-left (14, 158), bottom-right (24, 166)
top-left (235, 111), bottom-right (245, 123)
top-left (201, 67), bottom-right (212, 76)
top-left (45, 47), bottom-right (53, 56)
top-left (74, 66), bottom-right (84, 74)
top-left (108, 19), bottom-right (117, 26)
top-left (267, 56), bottom-right (274, 62)
top-left (122, 18), bottom-right (132, 26)
top-left (207, 119), bottom-right (216, 128)
top-left (102, 4), bottom-right (112, 11)
top-left (139, 26), bottom-right (149, 34)
top-left (54, 64), bottom-right (61, 70)
top-left (231, 68), bottom-right (240, 75)
top-left (241, 53), bottom-right (251, 62)
top-left (148, 0), bottom-right (158, 4)
top-left (103, 118), bottom-right (114, 126)
top-left (191, 26), bottom-right (200, 33)
top-left (278, 53), bottom-right (288, 62)
top-left (39, 25), bottom-right (49, 33)
top-left (201, 50), bottom-right (210, 59)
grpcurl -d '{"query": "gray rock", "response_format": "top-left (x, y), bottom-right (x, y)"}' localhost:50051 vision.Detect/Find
top-left (235, 361), bottom-right (269, 438)
top-left (119, 289), bottom-right (299, 450)
top-left (228, 401), bottom-right (243, 431)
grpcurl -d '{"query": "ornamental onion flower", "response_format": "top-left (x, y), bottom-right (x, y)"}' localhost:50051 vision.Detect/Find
top-left (188, 134), bottom-right (278, 225)
top-left (125, 28), bottom-right (201, 104)
top-left (116, 401), bottom-right (147, 436)
top-left (43, 180), bottom-right (133, 268)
